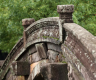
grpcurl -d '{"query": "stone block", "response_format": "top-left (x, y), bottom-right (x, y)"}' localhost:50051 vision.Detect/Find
top-left (35, 43), bottom-right (47, 59)
top-left (11, 61), bottom-right (30, 76)
top-left (41, 63), bottom-right (68, 80)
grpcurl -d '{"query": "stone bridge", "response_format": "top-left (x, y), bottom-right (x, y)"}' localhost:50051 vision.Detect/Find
top-left (0, 5), bottom-right (96, 80)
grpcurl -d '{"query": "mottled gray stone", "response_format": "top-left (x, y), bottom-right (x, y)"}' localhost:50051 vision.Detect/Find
top-left (47, 43), bottom-right (61, 52)
top-left (57, 5), bottom-right (74, 13)
top-left (47, 50), bottom-right (59, 63)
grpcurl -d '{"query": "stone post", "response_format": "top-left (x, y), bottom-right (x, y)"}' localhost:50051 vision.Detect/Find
top-left (57, 5), bottom-right (74, 23)
top-left (22, 18), bottom-right (35, 30)
top-left (57, 5), bottom-right (74, 43)
top-left (22, 18), bottom-right (35, 47)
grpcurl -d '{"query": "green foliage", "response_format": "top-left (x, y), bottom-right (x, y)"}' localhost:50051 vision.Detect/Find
top-left (0, 0), bottom-right (96, 53)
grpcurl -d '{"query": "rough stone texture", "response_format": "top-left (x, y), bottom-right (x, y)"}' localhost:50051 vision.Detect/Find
top-left (68, 63), bottom-right (84, 80)
top-left (22, 18), bottom-right (35, 30)
top-left (64, 23), bottom-right (96, 58)
top-left (61, 44), bottom-right (86, 80)
top-left (47, 50), bottom-right (59, 63)
top-left (23, 31), bottom-right (27, 47)
top-left (29, 43), bottom-right (47, 63)
top-left (26, 26), bottom-right (59, 45)
top-left (41, 63), bottom-right (68, 80)
top-left (47, 43), bottom-right (62, 52)
top-left (30, 52), bottom-right (42, 63)
top-left (26, 26), bottom-right (60, 48)
top-left (62, 23), bottom-right (96, 80)
top-left (0, 60), bottom-right (4, 68)
top-left (26, 38), bottom-right (60, 48)
top-left (25, 17), bottom-right (59, 37)
top-left (57, 5), bottom-right (74, 13)
top-left (57, 5), bottom-right (74, 42)
top-left (47, 50), bottom-right (65, 63)
top-left (35, 43), bottom-right (47, 59)
top-left (11, 61), bottom-right (30, 76)
top-left (22, 18), bottom-right (35, 47)
top-left (57, 5), bottom-right (74, 23)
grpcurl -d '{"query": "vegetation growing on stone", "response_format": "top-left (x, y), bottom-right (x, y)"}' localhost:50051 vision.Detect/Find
top-left (0, 0), bottom-right (96, 53)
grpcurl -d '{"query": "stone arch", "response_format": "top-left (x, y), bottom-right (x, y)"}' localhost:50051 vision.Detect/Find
top-left (0, 5), bottom-right (96, 80)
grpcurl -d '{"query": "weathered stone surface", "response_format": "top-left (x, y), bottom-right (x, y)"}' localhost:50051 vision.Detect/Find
top-left (30, 43), bottom-right (47, 63)
top-left (47, 50), bottom-right (64, 63)
top-left (81, 66), bottom-right (92, 80)
top-left (57, 5), bottom-right (74, 13)
top-left (61, 44), bottom-right (92, 80)
top-left (41, 63), bottom-right (68, 80)
top-left (67, 62), bottom-right (85, 80)
top-left (30, 52), bottom-right (41, 63)
top-left (58, 19), bottom-right (64, 42)
top-left (23, 31), bottom-right (27, 47)
top-left (22, 18), bottom-right (35, 29)
top-left (26, 38), bottom-right (60, 50)
top-left (63, 23), bottom-right (96, 79)
top-left (35, 43), bottom-right (47, 59)
top-left (26, 26), bottom-right (59, 46)
top-left (57, 5), bottom-right (74, 21)
top-left (11, 61), bottom-right (30, 76)
top-left (25, 17), bottom-right (59, 37)
top-left (0, 60), bottom-right (4, 68)
top-left (64, 32), bottom-right (76, 52)
top-left (47, 43), bottom-right (62, 52)
top-left (64, 23), bottom-right (96, 58)
top-left (47, 50), bottom-right (59, 63)
top-left (57, 5), bottom-right (74, 42)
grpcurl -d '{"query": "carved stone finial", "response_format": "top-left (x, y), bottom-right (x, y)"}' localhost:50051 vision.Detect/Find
top-left (22, 18), bottom-right (35, 30)
top-left (57, 5), bottom-right (74, 22)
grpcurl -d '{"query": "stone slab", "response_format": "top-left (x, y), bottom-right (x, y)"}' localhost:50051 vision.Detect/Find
top-left (11, 61), bottom-right (30, 76)
top-left (41, 63), bottom-right (68, 80)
